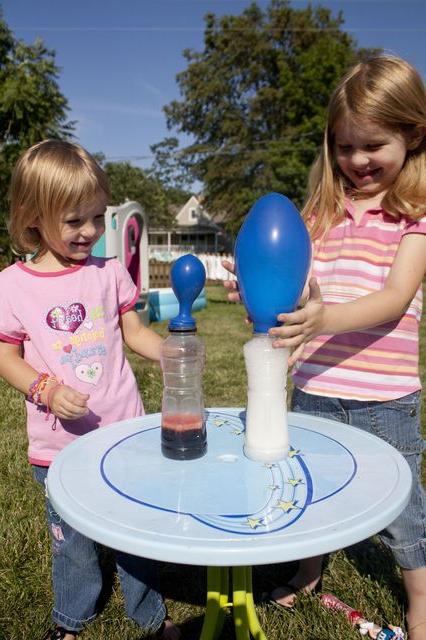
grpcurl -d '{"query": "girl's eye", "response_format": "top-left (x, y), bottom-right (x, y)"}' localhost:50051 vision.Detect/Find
top-left (337, 145), bottom-right (352, 152)
top-left (366, 144), bottom-right (383, 150)
top-left (95, 214), bottom-right (105, 220)
top-left (65, 219), bottom-right (80, 226)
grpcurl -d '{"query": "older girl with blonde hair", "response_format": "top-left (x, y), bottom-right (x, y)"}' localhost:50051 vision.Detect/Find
top-left (226, 54), bottom-right (426, 638)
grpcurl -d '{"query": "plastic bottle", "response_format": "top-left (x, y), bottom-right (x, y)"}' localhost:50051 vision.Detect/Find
top-left (243, 334), bottom-right (289, 462)
top-left (160, 254), bottom-right (207, 460)
top-left (161, 329), bottom-right (207, 460)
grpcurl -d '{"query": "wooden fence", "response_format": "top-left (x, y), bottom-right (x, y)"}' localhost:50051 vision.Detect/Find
top-left (149, 260), bottom-right (171, 288)
top-left (149, 257), bottom-right (233, 288)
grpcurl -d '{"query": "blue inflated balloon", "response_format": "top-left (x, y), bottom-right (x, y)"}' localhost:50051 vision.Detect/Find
top-left (169, 254), bottom-right (206, 331)
top-left (235, 192), bottom-right (311, 333)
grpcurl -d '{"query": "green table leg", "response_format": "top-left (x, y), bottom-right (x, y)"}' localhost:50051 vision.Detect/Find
top-left (232, 566), bottom-right (250, 640)
top-left (200, 566), bottom-right (267, 640)
top-left (244, 567), bottom-right (267, 640)
top-left (200, 567), bottom-right (229, 640)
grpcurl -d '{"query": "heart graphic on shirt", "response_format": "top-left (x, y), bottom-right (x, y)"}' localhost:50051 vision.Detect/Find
top-left (63, 344), bottom-right (72, 353)
top-left (84, 321), bottom-right (93, 330)
top-left (46, 304), bottom-right (86, 333)
top-left (75, 362), bottom-right (103, 385)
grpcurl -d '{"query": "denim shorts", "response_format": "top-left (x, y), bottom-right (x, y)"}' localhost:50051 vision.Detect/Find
top-left (33, 465), bottom-right (165, 633)
top-left (291, 387), bottom-right (426, 570)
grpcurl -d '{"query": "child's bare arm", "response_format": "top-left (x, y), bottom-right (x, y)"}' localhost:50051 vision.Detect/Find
top-left (0, 341), bottom-right (89, 419)
top-left (270, 232), bottom-right (426, 349)
top-left (120, 309), bottom-right (163, 361)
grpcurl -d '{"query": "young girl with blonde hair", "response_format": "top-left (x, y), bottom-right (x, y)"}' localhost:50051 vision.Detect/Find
top-left (226, 54), bottom-right (426, 638)
top-left (0, 140), bottom-right (180, 640)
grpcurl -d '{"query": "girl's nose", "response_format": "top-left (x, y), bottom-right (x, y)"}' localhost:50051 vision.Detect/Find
top-left (81, 220), bottom-right (97, 237)
top-left (350, 149), bottom-right (369, 167)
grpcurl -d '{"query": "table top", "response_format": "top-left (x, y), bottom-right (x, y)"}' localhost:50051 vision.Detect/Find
top-left (47, 409), bottom-right (411, 567)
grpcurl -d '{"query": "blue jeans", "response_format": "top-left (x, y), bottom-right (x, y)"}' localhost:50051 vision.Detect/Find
top-left (33, 465), bottom-right (166, 634)
top-left (291, 388), bottom-right (426, 570)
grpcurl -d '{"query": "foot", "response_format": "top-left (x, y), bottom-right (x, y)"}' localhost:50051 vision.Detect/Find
top-left (155, 618), bottom-right (181, 640)
top-left (42, 627), bottom-right (77, 640)
top-left (270, 575), bottom-right (322, 608)
top-left (269, 556), bottom-right (323, 608)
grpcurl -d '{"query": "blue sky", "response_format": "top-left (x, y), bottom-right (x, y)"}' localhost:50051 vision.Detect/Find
top-left (2, 0), bottom-right (426, 173)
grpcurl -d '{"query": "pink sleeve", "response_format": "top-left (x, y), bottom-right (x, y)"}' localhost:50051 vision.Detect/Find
top-left (0, 288), bottom-right (26, 344)
top-left (402, 214), bottom-right (426, 236)
top-left (111, 259), bottom-right (139, 314)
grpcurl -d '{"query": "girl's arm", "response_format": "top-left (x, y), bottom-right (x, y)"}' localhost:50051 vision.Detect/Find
top-left (0, 341), bottom-right (89, 419)
top-left (120, 309), bottom-right (163, 361)
top-left (0, 341), bottom-right (41, 396)
top-left (270, 232), bottom-right (426, 349)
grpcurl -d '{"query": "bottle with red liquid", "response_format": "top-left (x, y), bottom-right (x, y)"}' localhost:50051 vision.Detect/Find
top-left (160, 255), bottom-right (207, 460)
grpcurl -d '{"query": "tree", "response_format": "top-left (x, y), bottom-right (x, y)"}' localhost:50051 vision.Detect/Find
top-left (0, 13), bottom-right (73, 259)
top-left (155, 0), bottom-right (374, 232)
top-left (103, 161), bottom-right (187, 228)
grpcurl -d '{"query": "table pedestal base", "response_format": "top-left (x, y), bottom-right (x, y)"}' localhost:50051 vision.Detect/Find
top-left (200, 567), bottom-right (266, 640)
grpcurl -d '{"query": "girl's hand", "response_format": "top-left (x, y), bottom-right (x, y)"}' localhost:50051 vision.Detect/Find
top-left (221, 259), bottom-right (253, 325)
top-left (43, 383), bottom-right (90, 420)
top-left (269, 278), bottom-right (324, 359)
top-left (221, 260), bottom-right (241, 303)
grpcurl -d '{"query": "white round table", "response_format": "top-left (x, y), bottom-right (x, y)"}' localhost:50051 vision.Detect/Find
top-left (47, 409), bottom-right (412, 639)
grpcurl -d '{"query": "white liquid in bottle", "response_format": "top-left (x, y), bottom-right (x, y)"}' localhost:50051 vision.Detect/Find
top-left (243, 334), bottom-right (289, 462)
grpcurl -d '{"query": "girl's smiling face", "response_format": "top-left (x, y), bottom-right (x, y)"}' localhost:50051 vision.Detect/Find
top-left (56, 191), bottom-right (107, 262)
top-left (333, 117), bottom-right (410, 197)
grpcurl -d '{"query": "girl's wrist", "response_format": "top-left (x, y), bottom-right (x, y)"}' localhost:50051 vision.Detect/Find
top-left (28, 373), bottom-right (59, 406)
top-left (39, 377), bottom-right (61, 407)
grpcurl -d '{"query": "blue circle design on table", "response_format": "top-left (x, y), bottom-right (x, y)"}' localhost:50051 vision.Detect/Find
top-left (100, 411), bottom-right (356, 535)
top-left (234, 192), bottom-right (311, 333)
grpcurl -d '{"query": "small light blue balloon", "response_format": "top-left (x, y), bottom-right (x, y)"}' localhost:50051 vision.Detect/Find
top-left (169, 254), bottom-right (206, 331)
top-left (234, 192), bottom-right (311, 333)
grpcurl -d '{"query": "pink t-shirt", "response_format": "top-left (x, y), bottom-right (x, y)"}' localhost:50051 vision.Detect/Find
top-left (0, 257), bottom-right (143, 465)
top-left (292, 204), bottom-right (426, 401)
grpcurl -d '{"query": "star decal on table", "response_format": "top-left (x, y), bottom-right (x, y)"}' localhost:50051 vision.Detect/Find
top-left (277, 500), bottom-right (299, 513)
top-left (288, 448), bottom-right (301, 458)
top-left (247, 517), bottom-right (262, 529)
top-left (287, 478), bottom-right (303, 486)
top-left (268, 484), bottom-right (280, 491)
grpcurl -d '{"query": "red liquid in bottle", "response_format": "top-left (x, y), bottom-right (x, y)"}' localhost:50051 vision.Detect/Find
top-left (161, 413), bottom-right (207, 460)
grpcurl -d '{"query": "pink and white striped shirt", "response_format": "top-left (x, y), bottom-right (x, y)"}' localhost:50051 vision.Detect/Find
top-left (292, 201), bottom-right (426, 401)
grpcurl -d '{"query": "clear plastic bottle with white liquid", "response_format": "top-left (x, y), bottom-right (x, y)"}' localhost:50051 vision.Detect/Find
top-left (243, 333), bottom-right (290, 462)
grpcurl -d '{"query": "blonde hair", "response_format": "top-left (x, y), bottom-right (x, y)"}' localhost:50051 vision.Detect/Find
top-left (9, 139), bottom-right (110, 255)
top-left (304, 55), bottom-right (426, 239)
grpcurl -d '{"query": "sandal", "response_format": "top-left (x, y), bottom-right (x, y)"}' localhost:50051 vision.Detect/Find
top-left (41, 627), bottom-right (77, 640)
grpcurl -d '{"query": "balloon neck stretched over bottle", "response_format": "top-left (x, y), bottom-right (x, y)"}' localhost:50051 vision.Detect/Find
top-left (253, 324), bottom-right (272, 334)
top-left (168, 327), bottom-right (197, 334)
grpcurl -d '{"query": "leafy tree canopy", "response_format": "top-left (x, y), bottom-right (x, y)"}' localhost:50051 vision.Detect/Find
top-left (103, 160), bottom-right (189, 228)
top-left (0, 12), bottom-right (73, 260)
top-left (154, 0), bottom-right (374, 232)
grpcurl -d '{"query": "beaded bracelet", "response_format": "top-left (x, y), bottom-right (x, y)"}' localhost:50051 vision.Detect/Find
top-left (28, 373), bottom-right (58, 406)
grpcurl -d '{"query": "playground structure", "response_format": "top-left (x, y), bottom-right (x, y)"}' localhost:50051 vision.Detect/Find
top-left (91, 201), bottom-right (206, 324)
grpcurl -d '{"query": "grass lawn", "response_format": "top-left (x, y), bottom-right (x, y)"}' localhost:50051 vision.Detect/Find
top-left (0, 285), bottom-right (424, 639)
